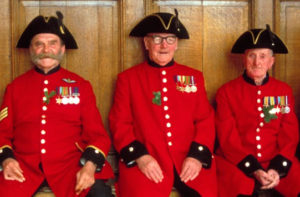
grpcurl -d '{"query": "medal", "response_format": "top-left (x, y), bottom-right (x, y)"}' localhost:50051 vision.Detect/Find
top-left (285, 106), bottom-right (290, 113)
top-left (185, 86), bottom-right (191, 93)
top-left (191, 85), bottom-right (197, 92)
top-left (62, 97), bottom-right (68, 105)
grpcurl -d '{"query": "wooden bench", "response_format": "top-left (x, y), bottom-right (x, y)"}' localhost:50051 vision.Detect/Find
top-left (33, 187), bottom-right (182, 197)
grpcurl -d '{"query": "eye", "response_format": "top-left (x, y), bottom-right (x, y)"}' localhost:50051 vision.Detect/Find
top-left (152, 36), bottom-right (162, 44)
top-left (34, 41), bottom-right (44, 47)
top-left (166, 36), bottom-right (176, 44)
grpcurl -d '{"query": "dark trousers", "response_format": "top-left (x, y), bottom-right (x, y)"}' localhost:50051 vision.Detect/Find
top-left (173, 167), bottom-right (201, 197)
top-left (33, 179), bottom-right (113, 197)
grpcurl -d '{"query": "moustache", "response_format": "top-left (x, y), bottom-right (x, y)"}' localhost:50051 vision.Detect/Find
top-left (32, 53), bottom-right (62, 60)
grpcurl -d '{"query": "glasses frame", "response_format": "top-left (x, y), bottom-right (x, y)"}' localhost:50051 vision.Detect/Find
top-left (148, 35), bottom-right (177, 45)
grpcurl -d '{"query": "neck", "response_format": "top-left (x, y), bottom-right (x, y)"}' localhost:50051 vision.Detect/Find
top-left (147, 58), bottom-right (174, 68)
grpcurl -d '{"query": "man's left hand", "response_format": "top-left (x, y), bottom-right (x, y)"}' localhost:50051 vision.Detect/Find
top-left (180, 157), bottom-right (202, 183)
top-left (75, 161), bottom-right (97, 195)
top-left (261, 169), bottom-right (280, 189)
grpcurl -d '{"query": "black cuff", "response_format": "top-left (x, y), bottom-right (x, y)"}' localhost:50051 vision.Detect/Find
top-left (120, 140), bottom-right (148, 167)
top-left (0, 147), bottom-right (15, 171)
top-left (187, 142), bottom-right (212, 169)
top-left (268, 154), bottom-right (292, 178)
top-left (80, 147), bottom-right (106, 172)
top-left (237, 155), bottom-right (262, 176)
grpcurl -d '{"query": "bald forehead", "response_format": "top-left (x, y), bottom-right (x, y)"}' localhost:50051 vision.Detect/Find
top-left (245, 48), bottom-right (273, 55)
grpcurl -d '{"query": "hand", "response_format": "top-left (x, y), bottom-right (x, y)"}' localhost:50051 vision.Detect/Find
top-left (180, 157), bottom-right (202, 183)
top-left (75, 161), bottom-right (97, 195)
top-left (261, 169), bottom-right (280, 189)
top-left (136, 154), bottom-right (164, 183)
top-left (2, 158), bottom-right (25, 182)
top-left (253, 169), bottom-right (273, 188)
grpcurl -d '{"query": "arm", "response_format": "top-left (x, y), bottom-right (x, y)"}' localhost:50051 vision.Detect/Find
top-left (109, 73), bottom-right (163, 182)
top-left (268, 86), bottom-right (298, 178)
top-left (109, 73), bottom-right (148, 167)
top-left (216, 86), bottom-right (262, 176)
top-left (78, 81), bottom-right (110, 171)
top-left (0, 85), bottom-right (25, 182)
top-left (180, 72), bottom-right (214, 182)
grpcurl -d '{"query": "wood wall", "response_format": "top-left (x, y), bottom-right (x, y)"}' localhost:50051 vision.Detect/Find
top-left (1, 0), bottom-right (300, 170)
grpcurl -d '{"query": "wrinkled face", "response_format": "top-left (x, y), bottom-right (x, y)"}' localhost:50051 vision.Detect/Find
top-left (244, 48), bottom-right (274, 81)
top-left (144, 33), bottom-right (178, 66)
top-left (29, 33), bottom-right (65, 73)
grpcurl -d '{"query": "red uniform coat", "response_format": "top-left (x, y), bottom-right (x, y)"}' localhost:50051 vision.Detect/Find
top-left (215, 74), bottom-right (300, 197)
top-left (0, 67), bottom-right (113, 197)
top-left (109, 61), bottom-right (217, 197)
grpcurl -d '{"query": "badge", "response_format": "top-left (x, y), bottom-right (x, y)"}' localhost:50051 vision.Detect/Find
top-left (152, 91), bottom-right (161, 105)
top-left (0, 107), bottom-right (8, 122)
top-left (43, 90), bottom-right (56, 105)
top-left (62, 78), bottom-right (76, 83)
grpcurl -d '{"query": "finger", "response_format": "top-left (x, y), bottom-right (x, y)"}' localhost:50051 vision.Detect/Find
top-left (190, 171), bottom-right (199, 181)
top-left (181, 168), bottom-right (193, 183)
top-left (12, 168), bottom-right (25, 182)
top-left (150, 167), bottom-right (163, 183)
top-left (180, 164), bottom-right (190, 180)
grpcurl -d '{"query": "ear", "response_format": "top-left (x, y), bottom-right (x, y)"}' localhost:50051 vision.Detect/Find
top-left (269, 56), bottom-right (275, 69)
top-left (61, 44), bottom-right (66, 53)
top-left (144, 37), bottom-right (149, 50)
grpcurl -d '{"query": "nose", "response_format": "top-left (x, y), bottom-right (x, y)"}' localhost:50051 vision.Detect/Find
top-left (42, 44), bottom-right (50, 53)
top-left (160, 39), bottom-right (168, 48)
top-left (253, 57), bottom-right (259, 66)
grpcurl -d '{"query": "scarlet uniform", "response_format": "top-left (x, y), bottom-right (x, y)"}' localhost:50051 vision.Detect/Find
top-left (215, 73), bottom-right (300, 196)
top-left (109, 61), bottom-right (217, 197)
top-left (0, 67), bottom-right (114, 197)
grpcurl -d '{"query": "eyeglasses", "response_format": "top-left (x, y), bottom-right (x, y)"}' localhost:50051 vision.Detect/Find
top-left (148, 35), bottom-right (177, 44)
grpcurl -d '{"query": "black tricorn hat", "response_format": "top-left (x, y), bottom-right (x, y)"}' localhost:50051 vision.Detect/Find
top-left (17, 11), bottom-right (78, 49)
top-left (129, 9), bottom-right (189, 39)
top-left (231, 24), bottom-right (288, 54)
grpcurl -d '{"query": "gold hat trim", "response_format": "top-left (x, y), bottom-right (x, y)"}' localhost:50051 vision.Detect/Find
top-left (43, 16), bottom-right (51, 23)
top-left (248, 29), bottom-right (266, 45)
top-left (152, 14), bottom-right (175, 30)
top-left (60, 26), bottom-right (65, 34)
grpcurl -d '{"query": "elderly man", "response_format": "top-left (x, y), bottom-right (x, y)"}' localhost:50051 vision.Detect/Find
top-left (0, 12), bottom-right (113, 197)
top-left (109, 10), bottom-right (217, 197)
top-left (215, 25), bottom-right (300, 197)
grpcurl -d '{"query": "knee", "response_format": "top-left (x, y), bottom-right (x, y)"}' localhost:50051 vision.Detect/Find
top-left (86, 179), bottom-right (114, 197)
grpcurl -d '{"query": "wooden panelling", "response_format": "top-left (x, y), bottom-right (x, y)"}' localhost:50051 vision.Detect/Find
top-left (0, 0), bottom-right (11, 106)
top-left (142, 0), bottom-right (250, 102)
top-left (275, 0), bottom-right (300, 118)
top-left (11, 0), bottom-right (120, 132)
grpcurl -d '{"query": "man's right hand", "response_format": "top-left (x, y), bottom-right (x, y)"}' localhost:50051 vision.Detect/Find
top-left (2, 158), bottom-right (25, 182)
top-left (254, 169), bottom-right (273, 188)
top-left (136, 154), bottom-right (163, 183)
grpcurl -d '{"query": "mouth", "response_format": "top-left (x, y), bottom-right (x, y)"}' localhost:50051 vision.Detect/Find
top-left (159, 51), bottom-right (169, 54)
